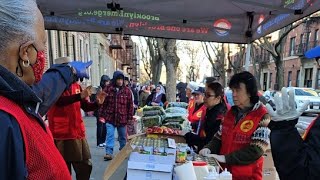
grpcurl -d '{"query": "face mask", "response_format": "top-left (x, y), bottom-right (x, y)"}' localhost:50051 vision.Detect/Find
top-left (31, 50), bottom-right (46, 83)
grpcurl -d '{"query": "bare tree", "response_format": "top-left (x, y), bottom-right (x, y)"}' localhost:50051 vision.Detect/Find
top-left (184, 43), bottom-right (200, 82)
top-left (139, 37), bottom-right (152, 80)
top-left (157, 38), bottom-right (180, 102)
top-left (138, 37), bottom-right (163, 84)
top-left (226, 44), bottom-right (246, 74)
top-left (257, 19), bottom-right (306, 89)
top-left (146, 38), bottom-right (163, 84)
top-left (186, 60), bottom-right (200, 82)
top-left (201, 42), bottom-right (227, 86)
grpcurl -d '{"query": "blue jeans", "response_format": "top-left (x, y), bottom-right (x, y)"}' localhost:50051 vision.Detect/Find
top-left (105, 123), bottom-right (127, 155)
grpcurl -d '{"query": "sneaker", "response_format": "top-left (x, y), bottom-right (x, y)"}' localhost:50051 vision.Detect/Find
top-left (104, 154), bottom-right (113, 161)
top-left (97, 144), bottom-right (104, 148)
top-left (102, 143), bottom-right (106, 146)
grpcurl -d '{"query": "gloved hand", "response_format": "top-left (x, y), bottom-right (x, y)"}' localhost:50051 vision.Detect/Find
top-left (199, 148), bottom-right (211, 156)
top-left (266, 87), bottom-right (309, 121)
top-left (206, 154), bottom-right (226, 163)
top-left (69, 61), bottom-right (93, 80)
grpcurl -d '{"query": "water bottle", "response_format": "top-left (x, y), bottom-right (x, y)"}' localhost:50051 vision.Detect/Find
top-left (203, 167), bottom-right (219, 180)
top-left (219, 168), bottom-right (232, 180)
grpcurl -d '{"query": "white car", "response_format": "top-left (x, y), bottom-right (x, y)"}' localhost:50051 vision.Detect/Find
top-left (287, 87), bottom-right (320, 114)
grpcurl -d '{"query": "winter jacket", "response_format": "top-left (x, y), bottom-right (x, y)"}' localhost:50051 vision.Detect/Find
top-left (99, 71), bottom-right (133, 126)
top-left (184, 102), bottom-right (225, 151)
top-left (0, 64), bottom-right (74, 180)
top-left (268, 116), bottom-right (320, 180)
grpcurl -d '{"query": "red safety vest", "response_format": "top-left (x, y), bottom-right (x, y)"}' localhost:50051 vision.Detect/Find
top-left (47, 83), bottom-right (85, 140)
top-left (0, 96), bottom-right (71, 180)
top-left (302, 115), bottom-right (319, 140)
top-left (188, 100), bottom-right (206, 123)
top-left (220, 105), bottom-right (267, 180)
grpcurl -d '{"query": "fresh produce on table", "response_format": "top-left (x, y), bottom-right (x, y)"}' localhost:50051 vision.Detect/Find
top-left (162, 122), bottom-right (183, 130)
top-left (141, 115), bottom-right (162, 128)
top-left (143, 106), bottom-right (166, 116)
top-left (162, 113), bottom-right (186, 124)
top-left (167, 102), bottom-right (188, 109)
top-left (146, 126), bottom-right (181, 135)
top-left (165, 107), bottom-right (187, 114)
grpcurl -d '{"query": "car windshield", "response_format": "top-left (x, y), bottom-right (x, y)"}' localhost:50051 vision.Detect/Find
top-left (295, 89), bottom-right (317, 96)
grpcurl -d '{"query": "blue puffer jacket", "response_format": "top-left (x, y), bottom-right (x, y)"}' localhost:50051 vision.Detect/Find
top-left (0, 64), bottom-right (74, 180)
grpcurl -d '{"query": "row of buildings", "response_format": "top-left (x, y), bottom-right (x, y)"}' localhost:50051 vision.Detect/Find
top-left (226, 15), bottom-right (320, 91)
top-left (44, 31), bottom-right (140, 87)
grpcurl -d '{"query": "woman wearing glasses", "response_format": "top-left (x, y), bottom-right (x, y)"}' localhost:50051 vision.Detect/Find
top-left (199, 71), bottom-right (270, 180)
top-left (184, 82), bottom-right (227, 152)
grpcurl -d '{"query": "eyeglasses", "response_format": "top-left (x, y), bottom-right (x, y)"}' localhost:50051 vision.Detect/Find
top-left (204, 93), bottom-right (215, 98)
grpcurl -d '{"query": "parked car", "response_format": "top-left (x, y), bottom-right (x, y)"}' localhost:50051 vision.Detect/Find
top-left (287, 87), bottom-right (320, 114)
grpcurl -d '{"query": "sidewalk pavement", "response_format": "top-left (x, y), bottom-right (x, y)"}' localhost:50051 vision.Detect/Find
top-left (72, 116), bottom-right (124, 180)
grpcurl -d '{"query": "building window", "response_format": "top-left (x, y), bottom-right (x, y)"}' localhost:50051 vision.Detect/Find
top-left (289, 37), bottom-right (295, 56)
top-left (57, 31), bottom-right (61, 57)
top-left (65, 32), bottom-right (69, 56)
top-left (304, 68), bottom-right (313, 87)
top-left (263, 73), bottom-right (268, 91)
top-left (79, 39), bottom-right (83, 61)
top-left (296, 70), bottom-right (300, 87)
top-left (72, 35), bottom-right (76, 60)
top-left (317, 69), bottom-right (320, 88)
top-left (47, 30), bottom-right (53, 65)
top-left (306, 32), bottom-right (311, 50)
top-left (315, 29), bottom-right (319, 47)
top-left (287, 71), bottom-right (292, 87)
top-left (269, 73), bottom-right (272, 89)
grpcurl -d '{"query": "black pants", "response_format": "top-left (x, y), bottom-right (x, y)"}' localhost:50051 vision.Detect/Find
top-left (96, 117), bottom-right (106, 145)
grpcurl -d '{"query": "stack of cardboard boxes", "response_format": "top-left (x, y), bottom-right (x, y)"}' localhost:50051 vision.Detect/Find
top-left (127, 137), bottom-right (177, 180)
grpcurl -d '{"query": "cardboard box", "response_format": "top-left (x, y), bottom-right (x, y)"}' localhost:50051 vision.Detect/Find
top-left (263, 167), bottom-right (277, 180)
top-left (127, 161), bottom-right (173, 180)
top-left (263, 149), bottom-right (274, 169)
top-left (129, 148), bottom-right (176, 164)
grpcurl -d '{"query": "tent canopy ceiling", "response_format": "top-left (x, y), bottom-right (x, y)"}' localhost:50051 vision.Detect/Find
top-left (37, 0), bottom-right (320, 43)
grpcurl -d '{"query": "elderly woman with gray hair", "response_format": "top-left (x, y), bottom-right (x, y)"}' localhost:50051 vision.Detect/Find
top-left (0, 0), bottom-right (88, 179)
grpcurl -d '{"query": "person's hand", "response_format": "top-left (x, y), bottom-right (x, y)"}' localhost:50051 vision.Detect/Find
top-left (99, 117), bottom-right (105, 123)
top-left (266, 87), bottom-right (309, 121)
top-left (96, 90), bottom-right (107, 105)
top-left (151, 102), bottom-right (159, 106)
top-left (69, 61), bottom-right (92, 80)
top-left (199, 148), bottom-right (211, 156)
top-left (80, 86), bottom-right (93, 99)
top-left (206, 154), bottom-right (226, 163)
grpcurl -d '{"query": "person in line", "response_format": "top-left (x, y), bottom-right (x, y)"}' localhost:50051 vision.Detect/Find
top-left (99, 71), bottom-right (134, 161)
top-left (176, 82), bottom-right (187, 102)
top-left (139, 85), bottom-right (150, 107)
top-left (199, 71), bottom-right (270, 180)
top-left (184, 82), bottom-right (226, 152)
top-left (0, 1), bottom-right (87, 179)
top-left (147, 85), bottom-right (167, 106)
top-left (95, 75), bottom-right (110, 147)
top-left (187, 87), bottom-right (207, 132)
top-left (47, 57), bottom-right (106, 180)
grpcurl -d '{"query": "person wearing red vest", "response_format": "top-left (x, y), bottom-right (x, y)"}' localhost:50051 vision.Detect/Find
top-left (0, 1), bottom-right (92, 179)
top-left (188, 86), bottom-right (206, 132)
top-left (184, 82), bottom-right (227, 152)
top-left (200, 71), bottom-right (271, 180)
top-left (47, 57), bottom-right (106, 180)
top-left (266, 87), bottom-right (320, 180)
